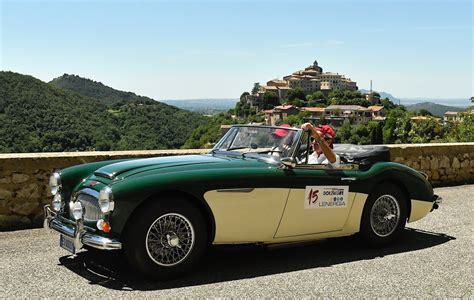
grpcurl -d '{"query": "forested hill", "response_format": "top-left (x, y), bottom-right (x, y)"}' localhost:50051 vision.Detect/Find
top-left (50, 74), bottom-right (156, 106)
top-left (405, 102), bottom-right (465, 117)
top-left (0, 71), bottom-right (208, 153)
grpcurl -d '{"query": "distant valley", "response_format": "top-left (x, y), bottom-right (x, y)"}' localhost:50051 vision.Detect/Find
top-left (161, 99), bottom-right (238, 115)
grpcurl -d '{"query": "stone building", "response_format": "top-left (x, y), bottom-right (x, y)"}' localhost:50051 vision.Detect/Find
top-left (264, 105), bottom-right (301, 125)
top-left (325, 105), bottom-right (372, 126)
top-left (248, 60), bottom-right (358, 107)
top-left (283, 61), bottom-right (358, 93)
top-left (264, 104), bottom-right (385, 126)
top-left (444, 111), bottom-right (463, 123)
top-left (368, 105), bottom-right (385, 118)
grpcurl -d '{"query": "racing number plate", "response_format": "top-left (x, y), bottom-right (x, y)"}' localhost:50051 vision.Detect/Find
top-left (60, 234), bottom-right (76, 254)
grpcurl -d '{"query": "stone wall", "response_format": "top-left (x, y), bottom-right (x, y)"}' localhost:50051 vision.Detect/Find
top-left (387, 143), bottom-right (474, 187)
top-left (0, 143), bottom-right (473, 230)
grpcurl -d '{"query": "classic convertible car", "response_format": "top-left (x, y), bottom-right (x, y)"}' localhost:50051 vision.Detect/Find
top-left (44, 124), bottom-right (441, 279)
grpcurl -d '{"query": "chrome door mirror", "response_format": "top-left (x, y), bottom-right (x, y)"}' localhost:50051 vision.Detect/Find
top-left (281, 157), bottom-right (296, 168)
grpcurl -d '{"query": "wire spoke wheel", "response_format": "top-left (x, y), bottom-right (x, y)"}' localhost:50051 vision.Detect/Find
top-left (370, 195), bottom-right (401, 237)
top-left (146, 213), bottom-right (195, 267)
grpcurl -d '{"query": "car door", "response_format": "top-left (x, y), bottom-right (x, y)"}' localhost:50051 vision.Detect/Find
top-left (204, 187), bottom-right (290, 243)
top-left (274, 165), bottom-right (356, 238)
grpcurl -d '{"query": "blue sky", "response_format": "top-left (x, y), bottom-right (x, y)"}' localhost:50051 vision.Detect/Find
top-left (1, 0), bottom-right (472, 102)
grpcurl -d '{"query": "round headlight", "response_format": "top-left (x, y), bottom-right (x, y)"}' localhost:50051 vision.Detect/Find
top-left (98, 187), bottom-right (114, 213)
top-left (72, 201), bottom-right (83, 220)
top-left (49, 172), bottom-right (61, 195)
top-left (52, 193), bottom-right (62, 212)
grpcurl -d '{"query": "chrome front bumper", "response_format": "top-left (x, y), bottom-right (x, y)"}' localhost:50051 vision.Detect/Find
top-left (43, 205), bottom-right (122, 251)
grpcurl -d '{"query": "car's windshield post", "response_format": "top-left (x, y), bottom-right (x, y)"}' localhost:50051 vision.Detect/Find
top-left (305, 130), bottom-right (310, 164)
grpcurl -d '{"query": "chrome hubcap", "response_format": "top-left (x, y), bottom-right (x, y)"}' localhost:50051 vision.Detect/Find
top-left (145, 213), bottom-right (195, 266)
top-left (370, 195), bottom-right (400, 237)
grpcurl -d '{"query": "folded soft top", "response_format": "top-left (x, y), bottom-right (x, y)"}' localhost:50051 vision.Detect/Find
top-left (334, 144), bottom-right (391, 167)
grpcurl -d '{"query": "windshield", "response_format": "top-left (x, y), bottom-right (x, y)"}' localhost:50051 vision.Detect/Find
top-left (212, 125), bottom-right (301, 158)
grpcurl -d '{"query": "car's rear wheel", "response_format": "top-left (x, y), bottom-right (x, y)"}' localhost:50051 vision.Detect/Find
top-left (360, 184), bottom-right (408, 246)
top-left (123, 197), bottom-right (208, 279)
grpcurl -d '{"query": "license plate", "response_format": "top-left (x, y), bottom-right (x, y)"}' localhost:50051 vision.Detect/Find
top-left (60, 234), bottom-right (76, 254)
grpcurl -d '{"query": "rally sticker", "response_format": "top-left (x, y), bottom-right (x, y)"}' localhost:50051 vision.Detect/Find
top-left (304, 186), bottom-right (349, 209)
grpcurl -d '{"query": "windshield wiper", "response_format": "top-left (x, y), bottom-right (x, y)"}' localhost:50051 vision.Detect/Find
top-left (226, 146), bottom-right (249, 151)
top-left (256, 149), bottom-right (282, 154)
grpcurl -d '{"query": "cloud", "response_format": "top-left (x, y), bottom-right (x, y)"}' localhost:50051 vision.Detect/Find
top-left (279, 42), bottom-right (313, 48)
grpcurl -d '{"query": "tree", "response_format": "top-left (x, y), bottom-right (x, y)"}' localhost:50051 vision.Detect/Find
top-left (328, 90), bottom-right (343, 100)
top-left (383, 107), bottom-right (410, 144)
top-left (380, 98), bottom-right (397, 110)
top-left (287, 88), bottom-right (306, 103)
top-left (263, 91), bottom-right (280, 109)
top-left (417, 109), bottom-right (433, 116)
top-left (251, 83), bottom-right (260, 95)
top-left (240, 92), bottom-right (249, 104)
top-left (408, 118), bottom-right (443, 143)
top-left (458, 112), bottom-right (474, 142)
top-left (309, 91), bottom-right (326, 106)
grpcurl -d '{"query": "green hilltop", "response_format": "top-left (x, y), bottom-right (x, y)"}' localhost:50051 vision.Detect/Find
top-left (0, 72), bottom-right (208, 153)
top-left (50, 74), bottom-right (157, 106)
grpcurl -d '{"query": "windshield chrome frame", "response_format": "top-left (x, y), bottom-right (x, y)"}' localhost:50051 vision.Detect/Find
top-left (211, 124), bottom-right (303, 162)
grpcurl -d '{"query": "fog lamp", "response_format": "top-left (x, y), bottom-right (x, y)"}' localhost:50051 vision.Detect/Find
top-left (71, 201), bottom-right (83, 220)
top-left (52, 193), bottom-right (62, 212)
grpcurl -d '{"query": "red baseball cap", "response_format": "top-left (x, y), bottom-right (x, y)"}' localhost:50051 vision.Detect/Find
top-left (272, 124), bottom-right (291, 137)
top-left (316, 125), bottom-right (335, 139)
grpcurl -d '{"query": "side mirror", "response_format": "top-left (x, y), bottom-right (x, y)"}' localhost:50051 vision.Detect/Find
top-left (281, 157), bottom-right (296, 168)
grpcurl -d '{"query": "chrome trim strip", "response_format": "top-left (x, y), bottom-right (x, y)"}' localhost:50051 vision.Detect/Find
top-left (44, 205), bottom-right (121, 250)
top-left (341, 177), bottom-right (357, 181)
top-left (94, 171), bottom-right (115, 179)
top-left (82, 234), bottom-right (122, 250)
top-left (216, 188), bottom-right (255, 193)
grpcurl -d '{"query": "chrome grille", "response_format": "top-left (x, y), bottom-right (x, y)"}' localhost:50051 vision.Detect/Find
top-left (70, 188), bottom-right (104, 222)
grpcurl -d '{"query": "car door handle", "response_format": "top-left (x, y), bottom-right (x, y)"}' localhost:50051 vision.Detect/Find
top-left (216, 188), bottom-right (255, 193)
top-left (341, 177), bottom-right (356, 182)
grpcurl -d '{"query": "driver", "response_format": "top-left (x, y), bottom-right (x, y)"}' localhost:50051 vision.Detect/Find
top-left (301, 123), bottom-right (340, 168)
top-left (271, 124), bottom-right (292, 157)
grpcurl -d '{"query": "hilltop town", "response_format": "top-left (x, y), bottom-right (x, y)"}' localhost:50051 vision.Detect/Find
top-left (235, 60), bottom-right (473, 129)
top-left (237, 60), bottom-right (385, 127)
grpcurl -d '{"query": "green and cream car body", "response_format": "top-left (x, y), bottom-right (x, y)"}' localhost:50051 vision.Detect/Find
top-left (44, 125), bottom-right (441, 278)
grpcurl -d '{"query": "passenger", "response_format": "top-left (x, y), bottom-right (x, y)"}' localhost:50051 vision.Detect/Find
top-left (301, 123), bottom-right (340, 168)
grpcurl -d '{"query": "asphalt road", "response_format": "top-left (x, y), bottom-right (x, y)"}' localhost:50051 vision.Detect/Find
top-left (1, 185), bottom-right (473, 298)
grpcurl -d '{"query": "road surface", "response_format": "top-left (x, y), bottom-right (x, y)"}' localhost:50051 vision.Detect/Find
top-left (1, 185), bottom-right (472, 298)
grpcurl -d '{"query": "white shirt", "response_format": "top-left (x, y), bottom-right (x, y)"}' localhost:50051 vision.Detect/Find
top-left (307, 152), bottom-right (340, 168)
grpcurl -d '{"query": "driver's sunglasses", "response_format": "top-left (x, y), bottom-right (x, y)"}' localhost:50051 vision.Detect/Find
top-left (310, 136), bottom-right (332, 143)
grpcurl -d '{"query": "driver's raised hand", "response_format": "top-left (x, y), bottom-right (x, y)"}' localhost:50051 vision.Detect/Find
top-left (301, 123), bottom-right (313, 131)
top-left (301, 123), bottom-right (323, 139)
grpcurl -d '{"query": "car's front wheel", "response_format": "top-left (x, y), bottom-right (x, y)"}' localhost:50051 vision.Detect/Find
top-left (360, 184), bottom-right (408, 246)
top-left (123, 197), bottom-right (208, 279)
